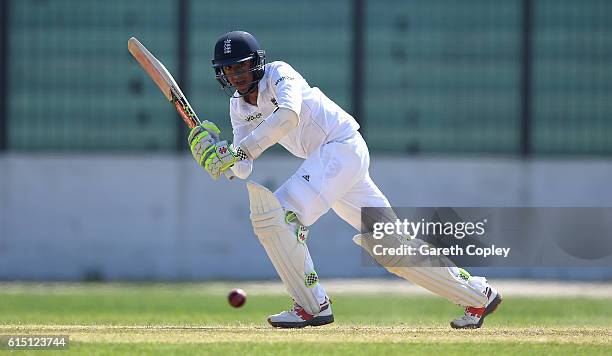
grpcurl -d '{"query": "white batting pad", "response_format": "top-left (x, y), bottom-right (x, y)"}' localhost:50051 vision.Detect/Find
top-left (353, 233), bottom-right (488, 307)
top-left (247, 181), bottom-right (321, 314)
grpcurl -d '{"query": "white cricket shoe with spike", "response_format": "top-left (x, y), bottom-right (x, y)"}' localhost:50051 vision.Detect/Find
top-left (450, 283), bottom-right (503, 329)
top-left (267, 298), bottom-right (334, 328)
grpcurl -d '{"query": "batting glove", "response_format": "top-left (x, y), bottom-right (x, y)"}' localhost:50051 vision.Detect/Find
top-left (188, 121), bottom-right (221, 167)
top-left (204, 141), bottom-right (239, 180)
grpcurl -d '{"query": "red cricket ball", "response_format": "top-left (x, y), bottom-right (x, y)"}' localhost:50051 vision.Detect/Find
top-left (228, 288), bottom-right (247, 308)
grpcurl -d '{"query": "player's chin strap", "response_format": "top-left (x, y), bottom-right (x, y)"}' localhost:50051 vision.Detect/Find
top-left (221, 80), bottom-right (259, 98)
top-left (238, 108), bottom-right (299, 160)
top-left (232, 81), bottom-right (259, 98)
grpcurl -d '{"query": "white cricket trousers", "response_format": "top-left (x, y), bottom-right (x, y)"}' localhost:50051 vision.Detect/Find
top-left (273, 132), bottom-right (388, 305)
top-left (275, 131), bottom-right (389, 229)
top-left (274, 131), bottom-right (488, 308)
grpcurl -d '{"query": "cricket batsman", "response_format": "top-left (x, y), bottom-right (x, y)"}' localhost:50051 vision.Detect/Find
top-left (188, 31), bottom-right (503, 329)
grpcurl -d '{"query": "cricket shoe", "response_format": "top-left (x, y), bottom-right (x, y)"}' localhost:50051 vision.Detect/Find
top-left (450, 284), bottom-right (503, 329)
top-left (267, 298), bottom-right (334, 328)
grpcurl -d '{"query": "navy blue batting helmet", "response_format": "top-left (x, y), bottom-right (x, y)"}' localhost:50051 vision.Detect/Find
top-left (212, 31), bottom-right (266, 97)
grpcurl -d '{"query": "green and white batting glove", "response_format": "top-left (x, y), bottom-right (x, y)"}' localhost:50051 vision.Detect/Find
top-left (188, 121), bottom-right (221, 167)
top-left (204, 141), bottom-right (240, 180)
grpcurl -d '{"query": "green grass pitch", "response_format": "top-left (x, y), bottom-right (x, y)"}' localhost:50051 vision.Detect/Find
top-left (0, 283), bottom-right (611, 355)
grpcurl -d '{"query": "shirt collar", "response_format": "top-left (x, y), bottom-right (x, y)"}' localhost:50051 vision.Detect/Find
top-left (257, 64), bottom-right (270, 93)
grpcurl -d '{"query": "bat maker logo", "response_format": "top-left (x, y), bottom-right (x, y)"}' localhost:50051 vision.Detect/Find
top-left (245, 112), bottom-right (262, 122)
top-left (223, 39), bottom-right (232, 54)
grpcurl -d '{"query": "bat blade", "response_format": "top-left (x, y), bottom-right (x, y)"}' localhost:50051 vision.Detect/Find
top-left (128, 37), bottom-right (235, 180)
top-left (128, 37), bottom-right (175, 101)
top-left (128, 37), bottom-right (199, 128)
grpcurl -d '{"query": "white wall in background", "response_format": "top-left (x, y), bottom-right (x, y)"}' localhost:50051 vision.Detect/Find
top-left (1, 154), bottom-right (611, 280)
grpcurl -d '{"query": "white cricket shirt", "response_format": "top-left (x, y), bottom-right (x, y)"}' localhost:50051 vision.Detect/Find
top-left (229, 61), bottom-right (359, 179)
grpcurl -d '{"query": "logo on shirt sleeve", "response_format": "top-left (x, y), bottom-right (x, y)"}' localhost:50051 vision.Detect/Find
top-left (274, 76), bottom-right (295, 86)
top-left (270, 98), bottom-right (278, 107)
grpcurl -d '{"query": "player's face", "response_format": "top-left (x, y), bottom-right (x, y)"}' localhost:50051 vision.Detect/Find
top-left (223, 60), bottom-right (255, 94)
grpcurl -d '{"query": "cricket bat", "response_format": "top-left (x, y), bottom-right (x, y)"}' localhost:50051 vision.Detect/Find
top-left (128, 37), bottom-right (234, 179)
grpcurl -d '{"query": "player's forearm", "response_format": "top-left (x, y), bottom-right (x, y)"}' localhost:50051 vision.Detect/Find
top-left (238, 108), bottom-right (299, 160)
